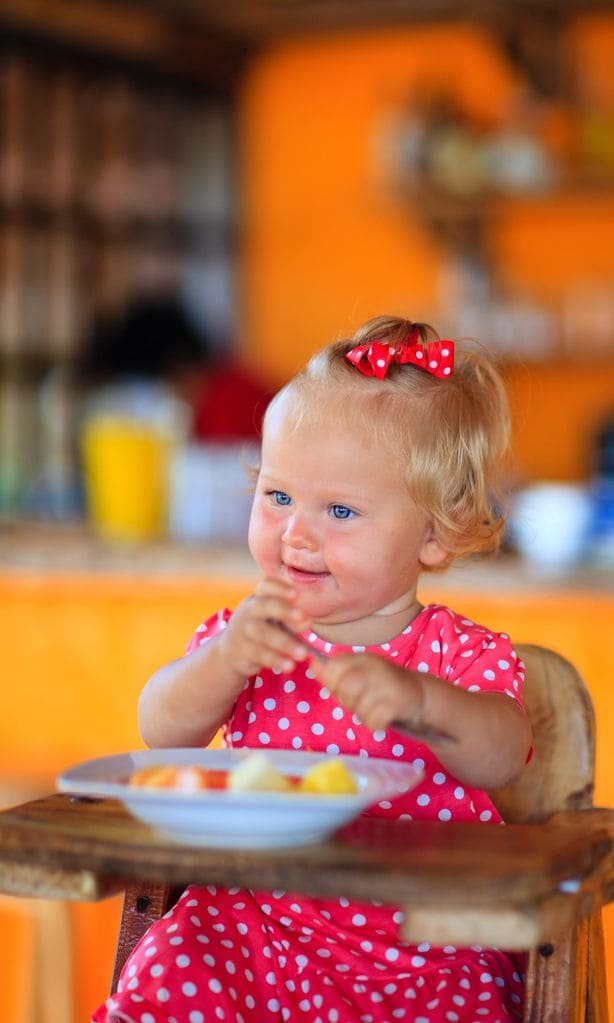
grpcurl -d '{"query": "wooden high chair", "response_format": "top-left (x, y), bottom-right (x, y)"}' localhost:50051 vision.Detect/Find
top-left (109, 644), bottom-right (608, 1022)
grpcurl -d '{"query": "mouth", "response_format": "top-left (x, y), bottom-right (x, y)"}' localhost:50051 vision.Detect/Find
top-left (283, 564), bottom-right (331, 583)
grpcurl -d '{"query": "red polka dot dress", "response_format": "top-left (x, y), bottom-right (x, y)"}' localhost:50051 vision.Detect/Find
top-left (94, 604), bottom-right (526, 1023)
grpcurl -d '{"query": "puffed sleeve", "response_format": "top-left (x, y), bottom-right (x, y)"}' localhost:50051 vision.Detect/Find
top-left (185, 607), bottom-right (233, 655)
top-left (417, 607), bottom-right (526, 710)
top-left (444, 616), bottom-right (526, 709)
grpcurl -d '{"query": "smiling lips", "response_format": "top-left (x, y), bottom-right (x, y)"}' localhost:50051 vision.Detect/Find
top-left (284, 564), bottom-right (330, 583)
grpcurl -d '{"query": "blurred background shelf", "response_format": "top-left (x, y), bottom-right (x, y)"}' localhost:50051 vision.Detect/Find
top-left (0, 520), bottom-right (613, 589)
top-left (1, 0), bottom-right (613, 525)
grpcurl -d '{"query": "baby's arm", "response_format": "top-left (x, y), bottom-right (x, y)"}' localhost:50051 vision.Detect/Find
top-left (139, 579), bottom-right (311, 749)
top-left (312, 654), bottom-right (531, 790)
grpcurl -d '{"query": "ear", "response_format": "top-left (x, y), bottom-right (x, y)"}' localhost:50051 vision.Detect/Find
top-left (419, 525), bottom-right (449, 568)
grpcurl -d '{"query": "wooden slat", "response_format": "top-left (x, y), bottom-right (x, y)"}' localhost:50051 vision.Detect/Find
top-left (522, 912), bottom-right (609, 1022)
top-left (402, 890), bottom-right (602, 950)
top-left (524, 926), bottom-right (581, 1023)
top-left (111, 880), bottom-right (178, 992)
top-left (586, 910), bottom-right (609, 1022)
top-left (0, 857), bottom-right (122, 900)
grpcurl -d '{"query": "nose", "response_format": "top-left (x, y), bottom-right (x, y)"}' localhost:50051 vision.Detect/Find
top-left (282, 511), bottom-right (316, 551)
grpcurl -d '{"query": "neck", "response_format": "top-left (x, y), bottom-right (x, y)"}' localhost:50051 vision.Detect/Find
top-left (314, 600), bottom-right (423, 647)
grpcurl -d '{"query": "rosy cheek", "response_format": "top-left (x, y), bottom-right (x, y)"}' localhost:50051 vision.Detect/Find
top-left (248, 504), bottom-right (282, 562)
top-left (318, 527), bottom-right (345, 564)
top-left (322, 526), bottom-right (363, 571)
top-left (256, 504), bottom-right (282, 531)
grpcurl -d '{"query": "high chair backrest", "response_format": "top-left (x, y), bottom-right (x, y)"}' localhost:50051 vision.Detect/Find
top-left (490, 643), bottom-right (595, 823)
top-left (490, 644), bottom-right (606, 1023)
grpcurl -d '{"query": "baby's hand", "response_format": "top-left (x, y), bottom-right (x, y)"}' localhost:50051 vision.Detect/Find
top-left (312, 653), bottom-right (423, 732)
top-left (218, 578), bottom-right (311, 677)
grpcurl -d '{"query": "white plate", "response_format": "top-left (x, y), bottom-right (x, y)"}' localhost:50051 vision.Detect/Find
top-left (57, 748), bottom-right (423, 849)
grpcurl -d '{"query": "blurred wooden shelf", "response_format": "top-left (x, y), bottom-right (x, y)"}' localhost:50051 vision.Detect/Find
top-left (411, 180), bottom-right (614, 219)
top-left (0, 521), bottom-right (612, 592)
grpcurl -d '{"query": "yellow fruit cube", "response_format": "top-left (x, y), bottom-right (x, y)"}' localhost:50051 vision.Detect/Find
top-left (299, 758), bottom-right (358, 795)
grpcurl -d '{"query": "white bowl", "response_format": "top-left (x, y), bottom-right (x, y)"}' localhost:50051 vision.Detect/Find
top-left (57, 748), bottom-right (423, 849)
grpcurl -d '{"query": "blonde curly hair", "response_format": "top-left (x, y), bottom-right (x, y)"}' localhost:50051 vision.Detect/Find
top-left (264, 315), bottom-right (511, 569)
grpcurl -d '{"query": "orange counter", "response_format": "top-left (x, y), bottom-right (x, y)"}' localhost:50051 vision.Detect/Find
top-left (1, 551), bottom-right (613, 1019)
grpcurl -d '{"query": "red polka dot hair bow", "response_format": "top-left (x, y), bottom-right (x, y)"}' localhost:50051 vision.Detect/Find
top-left (345, 335), bottom-right (454, 380)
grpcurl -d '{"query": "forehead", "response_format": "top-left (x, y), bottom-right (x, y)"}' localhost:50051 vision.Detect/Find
top-left (263, 381), bottom-right (408, 460)
top-left (266, 375), bottom-right (397, 436)
top-left (262, 385), bottom-right (362, 457)
top-left (260, 387), bottom-right (408, 498)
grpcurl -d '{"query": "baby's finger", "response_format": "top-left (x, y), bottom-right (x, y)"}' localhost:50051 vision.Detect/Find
top-left (254, 579), bottom-right (312, 631)
top-left (254, 578), bottom-right (298, 603)
top-left (349, 689), bottom-right (395, 731)
top-left (244, 616), bottom-right (309, 667)
top-left (316, 656), bottom-right (367, 703)
top-left (249, 598), bottom-right (307, 636)
top-left (316, 661), bottom-right (392, 729)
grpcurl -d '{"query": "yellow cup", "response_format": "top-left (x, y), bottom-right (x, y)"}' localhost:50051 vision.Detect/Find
top-left (81, 415), bottom-right (173, 542)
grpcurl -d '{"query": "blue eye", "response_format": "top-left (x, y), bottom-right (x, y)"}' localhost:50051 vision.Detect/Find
top-left (330, 504), bottom-right (354, 520)
top-left (270, 490), bottom-right (292, 506)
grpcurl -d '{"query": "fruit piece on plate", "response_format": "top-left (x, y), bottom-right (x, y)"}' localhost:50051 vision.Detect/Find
top-left (228, 751), bottom-right (292, 793)
top-left (129, 765), bottom-right (229, 791)
top-left (198, 768), bottom-right (229, 790)
top-left (299, 758), bottom-right (358, 795)
top-left (173, 766), bottom-right (227, 792)
top-left (129, 765), bottom-right (178, 788)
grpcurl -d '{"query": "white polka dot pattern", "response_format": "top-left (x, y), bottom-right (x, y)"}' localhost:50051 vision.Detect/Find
top-left (93, 603), bottom-right (526, 1023)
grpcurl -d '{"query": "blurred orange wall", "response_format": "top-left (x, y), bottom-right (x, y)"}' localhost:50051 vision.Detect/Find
top-left (0, 573), bottom-right (251, 1022)
top-left (505, 362), bottom-right (614, 482)
top-left (237, 18), bottom-right (614, 483)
